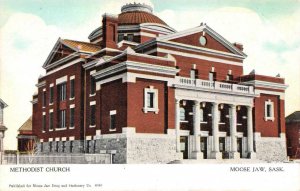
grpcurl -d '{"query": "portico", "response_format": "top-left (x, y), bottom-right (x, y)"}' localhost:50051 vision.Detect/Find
top-left (174, 77), bottom-right (256, 160)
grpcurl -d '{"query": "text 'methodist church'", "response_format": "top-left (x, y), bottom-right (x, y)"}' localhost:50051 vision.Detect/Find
top-left (31, 3), bottom-right (288, 163)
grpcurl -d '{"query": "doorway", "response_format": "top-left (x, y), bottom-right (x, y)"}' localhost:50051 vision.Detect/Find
top-left (237, 138), bottom-right (243, 158)
top-left (180, 136), bottom-right (189, 159)
top-left (200, 137), bottom-right (208, 159)
top-left (219, 137), bottom-right (225, 159)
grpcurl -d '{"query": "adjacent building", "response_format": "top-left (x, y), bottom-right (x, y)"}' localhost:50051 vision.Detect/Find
top-left (31, 3), bottom-right (288, 163)
top-left (286, 111), bottom-right (300, 159)
top-left (0, 99), bottom-right (8, 164)
top-left (17, 117), bottom-right (36, 153)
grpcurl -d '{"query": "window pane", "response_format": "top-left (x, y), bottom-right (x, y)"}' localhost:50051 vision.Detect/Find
top-left (70, 108), bottom-right (75, 127)
top-left (180, 107), bottom-right (185, 121)
top-left (110, 114), bottom-right (116, 130)
top-left (70, 80), bottom-right (75, 98)
top-left (127, 34), bottom-right (134, 41)
top-left (42, 115), bottom-right (46, 131)
top-left (190, 70), bottom-right (195, 79)
top-left (90, 105), bottom-right (96, 126)
top-left (118, 34), bottom-right (124, 42)
top-left (147, 92), bottom-right (154, 108)
top-left (90, 77), bottom-right (95, 95)
top-left (49, 87), bottom-right (53, 103)
top-left (267, 104), bottom-right (272, 117)
top-left (49, 112), bottom-right (53, 130)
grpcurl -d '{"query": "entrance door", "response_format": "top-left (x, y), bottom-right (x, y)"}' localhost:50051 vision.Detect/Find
top-left (180, 136), bottom-right (188, 159)
top-left (219, 137), bottom-right (225, 159)
top-left (237, 138), bottom-right (243, 158)
top-left (200, 137), bottom-right (207, 159)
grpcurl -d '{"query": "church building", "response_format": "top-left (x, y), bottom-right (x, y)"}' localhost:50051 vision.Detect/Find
top-left (31, 3), bottom-right (288, 163)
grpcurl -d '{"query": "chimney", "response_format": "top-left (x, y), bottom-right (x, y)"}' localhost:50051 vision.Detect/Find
top-left (102, 14), bottom-right (118, 49)
top-left (233, 42), bottom-right (243, 51)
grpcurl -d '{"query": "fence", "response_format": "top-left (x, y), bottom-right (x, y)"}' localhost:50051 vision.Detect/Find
top-left (3, 153), bottom-right (112, 164)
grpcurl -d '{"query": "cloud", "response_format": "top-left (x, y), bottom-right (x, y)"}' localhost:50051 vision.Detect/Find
top-left (0, 13), bottom-right (63, 150)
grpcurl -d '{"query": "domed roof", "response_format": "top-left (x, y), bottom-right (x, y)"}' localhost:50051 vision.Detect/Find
top-left (118, 3), bottom-right (167, 26)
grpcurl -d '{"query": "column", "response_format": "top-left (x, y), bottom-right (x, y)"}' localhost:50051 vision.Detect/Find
top-left (211, 102), bottom-right (222, 159)
top-left (192, 100), bottom-right (203, 159)
top-left (229, 104), bottom-right (239, 159)
top-left (175, 99), bottom-right (181, 153)
top-left (247, 106), bottom-right (256, 159)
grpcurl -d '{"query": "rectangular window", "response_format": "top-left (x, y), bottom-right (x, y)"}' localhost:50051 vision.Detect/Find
top-left (118, 34), bottom-right (124, 42)
top-left (42, 91), bottom-right (46, 107)
top-left (127, 34), bottom-right (134, 41)
top-left (59, 110), bottom-right (66, 128)
top-left (49, 112), bottom-right (53, 130)
top-left (190, 70), bottom-right (196, 79)
top-left (90, 77), bottom-right (96, 95)
top-left (70, 108), bottom-right (75, 128)
top-left (110, 114), bottom-right (116, 130)
top-left (180, 107), bottom-right (185, 121)
top-left (90, 105), bottom-right (96, 126)
top-left (70, 79), bottom-right (75, 99)
top-left (226, 74), bottom-right (233, 81)
top-left (70, 141), bottom-right (73, 153)
top-left (200, 109), bottom-right (204, 122)
top-left (143, 87), bottom-right (159, 113)
top-left (147, 92), bottom-right (154, 108)
top-left (209, 72), bottom-right (216, 81)
top-left (58, 83), bottom-right (66, 101)
top-left (49, 142), bottom-right (52, 152)
top-left (49, 87), bottom-right (54, 104)
top-left (42, 115), bottom-right (46, 131)
top-left (264, 100), bottom-right (274, 121)
top-left (62, 141), bottom-right (65, 153)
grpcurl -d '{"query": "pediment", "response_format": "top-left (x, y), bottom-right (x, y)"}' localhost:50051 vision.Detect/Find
top-left (42, 38), bottom-right (78, 68)
top-left (157, 24), bottom-right (246, 58)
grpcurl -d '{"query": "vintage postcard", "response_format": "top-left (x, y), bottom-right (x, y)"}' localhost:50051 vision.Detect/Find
top-left (0, 0), bottom-right (300, 190)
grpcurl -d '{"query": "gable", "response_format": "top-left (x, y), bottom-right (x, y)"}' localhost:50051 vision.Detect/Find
top-left (43, 38), bottom-right (101, 69)
top-left (49, 44), bottom-right (76, 65)
top-left (170, 32), bottom-right (232, 53)
top-left (157, 24), bottom-right (246, 58)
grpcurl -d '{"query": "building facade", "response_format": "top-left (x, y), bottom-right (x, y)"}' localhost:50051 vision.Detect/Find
top-left (32, 3), bottom-right (288, 163)
top-left (17, 117), bottom-right (36, 153)
top-left (0, 99), bottom-right (8, 164)
top-left (286, 111), bottom-right (300, 159)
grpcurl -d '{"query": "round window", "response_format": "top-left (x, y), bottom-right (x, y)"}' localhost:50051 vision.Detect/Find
top-left (199, 36), bottom-right (207, 46)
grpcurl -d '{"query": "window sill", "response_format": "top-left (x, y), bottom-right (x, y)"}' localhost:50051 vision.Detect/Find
top-left (42, 106), bottom-right (46, 109)
top-left (200, 121), bottom-right (208, 124)
top-left (49, 129), bottom-right (53, 132)
top-left (180, 120), bottom-right (189, 123)
top-left (49, 103), bottom-right (53, 106)
top-left (55, 128), bottom-right (67, 131)
top-left (89, 125), bottom-right (96, 128)
top-left (109, 128), bottom-right (116, 132)
top-left (69, 126), bottom-right (75, 129)
top-left (264, 117), bottom-right (275, 121)
top-left (89, 94), bottom-right (96, 97)
top-left (218, 122), bottom-right (226, 125)
top-left (69, 97), bottom-right (75, 101)
top-left (143, 107), bottom-right (159, 114)
top-left (42, 131), bottom-right (45, 133)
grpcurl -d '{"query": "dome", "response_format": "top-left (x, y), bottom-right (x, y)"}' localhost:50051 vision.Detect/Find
top-left (118, 3), bottom-right (168, 26)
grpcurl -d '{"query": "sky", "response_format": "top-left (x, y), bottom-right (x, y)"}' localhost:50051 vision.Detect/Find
top-left (0, 0), bottom-right (300, 150)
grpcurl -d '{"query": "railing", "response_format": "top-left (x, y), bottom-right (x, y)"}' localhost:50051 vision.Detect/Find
top-left (3, 153), bottom-right (112, 164)
top-left (175, 76), bottom-right (254, 94)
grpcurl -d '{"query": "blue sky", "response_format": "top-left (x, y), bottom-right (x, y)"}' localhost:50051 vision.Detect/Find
top-left (0, 0), bottom-right (299, 150)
